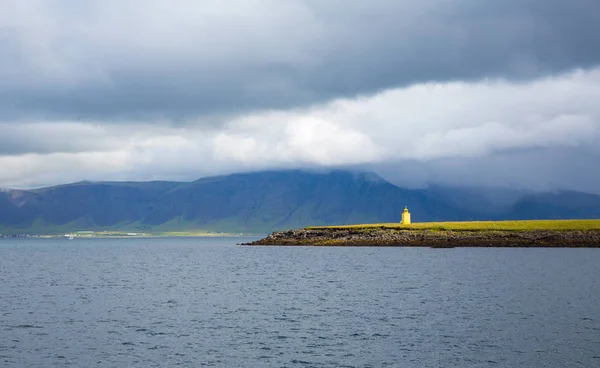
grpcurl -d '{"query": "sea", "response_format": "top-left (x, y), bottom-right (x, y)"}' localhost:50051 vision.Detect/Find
top-left (1, 237), bottom-right (599, 367)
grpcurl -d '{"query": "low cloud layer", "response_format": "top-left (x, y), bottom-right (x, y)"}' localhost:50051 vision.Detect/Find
top-left (1, 1), bottom-right (599, 191)
top-left (2, 68), bottom-right (599, 192)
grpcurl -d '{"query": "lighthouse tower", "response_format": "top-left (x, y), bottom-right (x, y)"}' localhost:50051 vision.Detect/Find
top-left (402, 206), bottom-right (411, 225)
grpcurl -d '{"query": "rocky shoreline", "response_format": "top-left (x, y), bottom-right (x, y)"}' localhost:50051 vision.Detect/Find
top-left (243, 228), bottom-right (600, 247)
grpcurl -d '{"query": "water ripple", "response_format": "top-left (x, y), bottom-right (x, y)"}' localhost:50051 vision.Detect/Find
top-left (0, 237), bottom-right (599, 367)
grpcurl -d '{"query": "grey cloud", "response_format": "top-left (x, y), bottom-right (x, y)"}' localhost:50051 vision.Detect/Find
top-left (0, 122), bottom-right (133, 155)
top-left (2, 0), bottom-right (600, 194)
top-left (0, 121), bottom-right (197, 155)
top-left (1, 0), bottom-right (600, 121)
top-left (1, 66), bottom-right (599, 191)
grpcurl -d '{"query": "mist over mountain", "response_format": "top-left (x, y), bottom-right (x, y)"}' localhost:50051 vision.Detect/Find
top-left (1, 170), bottom-right (599, 235)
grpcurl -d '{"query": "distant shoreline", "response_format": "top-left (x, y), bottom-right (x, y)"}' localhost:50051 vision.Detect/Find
top-left (244, 220), bottom-right (600, 247)
top-left (0, 232), bottom-right (262, 239)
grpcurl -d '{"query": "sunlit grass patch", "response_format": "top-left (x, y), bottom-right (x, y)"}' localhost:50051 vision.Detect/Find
top-left (309, 219), bottom-right (600, 231)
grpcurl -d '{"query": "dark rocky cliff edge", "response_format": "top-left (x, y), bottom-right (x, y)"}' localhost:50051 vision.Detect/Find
top-left (243, 228), bottom-right (600, 247)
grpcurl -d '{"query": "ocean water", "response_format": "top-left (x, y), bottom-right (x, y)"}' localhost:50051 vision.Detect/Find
top-left (1, 237), bottom-right (599, 367)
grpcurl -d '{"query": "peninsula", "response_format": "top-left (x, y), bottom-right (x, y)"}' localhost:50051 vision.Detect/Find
top-left (244, 220), bottom-right (600, 247)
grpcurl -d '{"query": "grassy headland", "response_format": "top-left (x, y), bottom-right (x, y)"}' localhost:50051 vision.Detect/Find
top-left (245, 219), bottom-right (600, 247)
top-left (310, 219), bottom-right (600, 231)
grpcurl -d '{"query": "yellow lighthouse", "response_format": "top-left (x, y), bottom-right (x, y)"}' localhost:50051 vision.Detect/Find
top-left (402, 206), bottom-right (411, 225)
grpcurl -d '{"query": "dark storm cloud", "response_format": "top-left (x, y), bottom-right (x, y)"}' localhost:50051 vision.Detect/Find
top-left (1, 0), bottom-right (599, 121)
top-left (2, 0), bottom-right (600, 191)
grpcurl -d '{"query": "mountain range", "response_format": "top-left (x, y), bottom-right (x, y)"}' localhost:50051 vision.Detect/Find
top-left (1, 170), bottom-right (600, 234)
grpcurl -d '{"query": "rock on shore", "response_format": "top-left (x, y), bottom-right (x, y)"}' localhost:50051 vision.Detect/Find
top-left (243, 228), bottom-right (600, 247)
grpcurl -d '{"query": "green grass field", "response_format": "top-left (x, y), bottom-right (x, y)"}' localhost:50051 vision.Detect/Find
top-left (309, 219), bottom-right (600, 231)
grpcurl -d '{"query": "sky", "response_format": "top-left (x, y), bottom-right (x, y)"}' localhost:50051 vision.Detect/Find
top-left (2, 0), bottom-right (600, 192)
